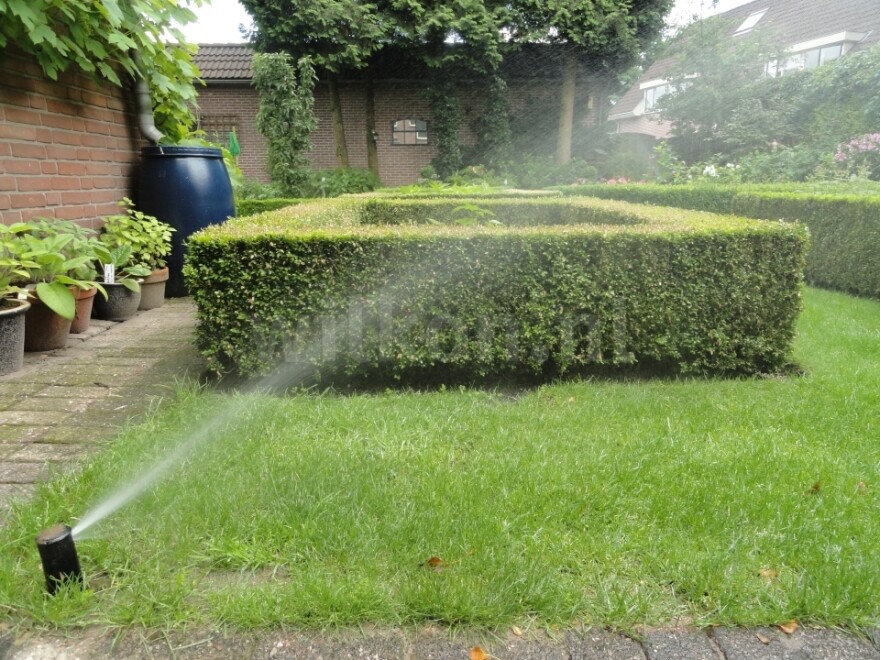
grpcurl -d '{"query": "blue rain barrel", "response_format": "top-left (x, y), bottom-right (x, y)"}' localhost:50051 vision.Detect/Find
top-left (137, 146), bottom-right (235, 297)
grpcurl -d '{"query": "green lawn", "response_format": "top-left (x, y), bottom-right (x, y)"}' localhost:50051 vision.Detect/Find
top-left (2, 287), bottom-right (879, 631)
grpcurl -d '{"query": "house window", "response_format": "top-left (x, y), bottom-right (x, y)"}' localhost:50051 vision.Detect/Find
top-left (198, 114), bottom-right (238, 144)
top-left (768, 42), bottom-right (845, 76)
top-left (392, 118), bottom-right (428, 145)
top-left (734, 9), bottom-right (767, 35)
top-left (644, 84), bottom-right (670, 112)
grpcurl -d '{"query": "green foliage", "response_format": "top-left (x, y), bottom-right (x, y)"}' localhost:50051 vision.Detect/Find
top-left (427, 81), bottom-right (463, 179)
top-left (185, 197), bottom-right (806, 381)
top-left (732, 193), bottom-right (880, 299)
top-left (251, 53), bottom-right (317, 196)
top-left (11, 218), bottom-right (111, 319)
top-left (659, 30), bottom-right (880, 170)
top-left (470, 75), bottom-right (513, 172)
top-left (94, 244), bottom-right (152, 292)
top-left (0, 0), bottom-right (201, 138)
top-left (304, 168), bottom-right (381, 198)
top-left (233, 178), bottom-right (285, 201)
top-left (235, 199), bottom-right (305, 218)
top-left (508, 156), bottom-right (599, 189)
top-left (558, 183), bottom-right (880, 298)
top-left (99, 199), bottom-right (175, 270)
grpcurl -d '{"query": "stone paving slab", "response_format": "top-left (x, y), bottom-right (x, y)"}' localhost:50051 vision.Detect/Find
top-left (3, 626), bottom-right (879, 660)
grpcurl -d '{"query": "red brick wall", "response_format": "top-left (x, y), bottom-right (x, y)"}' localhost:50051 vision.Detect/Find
top-left (0, 48), bottom-right (140, 228)
top-left (194, 83), bottom-right (270, 182)
top-left (197, 75), bottom-right (604, 188)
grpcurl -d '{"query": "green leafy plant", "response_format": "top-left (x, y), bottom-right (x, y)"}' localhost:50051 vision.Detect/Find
top-left (95, 244), bottom-right (152, 293)
top-left (0, 223), bottom-right (37, 300)
top-left (252, 53), bottom-right (317, 195)
top-left (14, 219), bottom-right (110, 320)
top-left (99, 198), bottom-right (175, 271)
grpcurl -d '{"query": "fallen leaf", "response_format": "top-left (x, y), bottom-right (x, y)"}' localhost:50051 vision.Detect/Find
top-left (421, 556), bottom-right (445, 572)
top-left (779, 621), bottom-right (799, 635)
top-left (807, 481), bottom-right (821, 495)
top-left (566, 397), bottom-right (576, 403)
top-left (857, 481), bottom-right (867, 492)
top-left (470, 646), bottom-right (490, 660)
top-left (511, 625), bottom-right (523, 637)
top-left (756, 633), bottom-right (771, 645)
top-left (759, 567), bottom-right (778, 581)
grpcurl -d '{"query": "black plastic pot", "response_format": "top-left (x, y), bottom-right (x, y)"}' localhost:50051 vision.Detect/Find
top-left (136, 146), bottom-right (235, 297)
top-left (0, 298), bottom-right (30, 375)
top-left (92, 283), bottom-right (141, 321)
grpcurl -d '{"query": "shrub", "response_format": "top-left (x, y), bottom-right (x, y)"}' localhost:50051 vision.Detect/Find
top-left (303, 168), bottom-right (381, 197)
top-left (236, 199), bottom-right (304, 218)
top-left (185, 197), bottom-right (806, 383)
top-left (558, 183), bottom-right (880, 298)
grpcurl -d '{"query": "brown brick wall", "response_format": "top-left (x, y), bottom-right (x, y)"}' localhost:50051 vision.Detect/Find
top-left (197, 75), bottom-right (604, 188)
top-left (0, 48), bottom-right (140, 228)
top-left (195, 83), bottom-right (270, 183)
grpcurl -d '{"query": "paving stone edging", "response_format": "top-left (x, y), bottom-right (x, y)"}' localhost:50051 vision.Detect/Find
top-left (2, 623), bottom-right (880, 659)
top-left (0, 299), bottom-right (205, 523)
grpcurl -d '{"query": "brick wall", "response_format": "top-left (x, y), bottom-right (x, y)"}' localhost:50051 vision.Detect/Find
top-left (195, 83), bottom-right (270, 182)
top-left (198, 75), bottom-right (604, 188)
top-left (0, 48), bottom-right (140, 228)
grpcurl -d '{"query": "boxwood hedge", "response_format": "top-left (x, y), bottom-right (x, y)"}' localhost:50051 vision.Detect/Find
top-left (559, 184), bottom-right (880, 298)
top-left (184, 197), bottom-right (807, 383)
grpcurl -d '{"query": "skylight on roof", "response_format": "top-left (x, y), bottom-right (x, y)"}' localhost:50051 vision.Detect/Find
top-left (735, 9), bottom-right (768, 35)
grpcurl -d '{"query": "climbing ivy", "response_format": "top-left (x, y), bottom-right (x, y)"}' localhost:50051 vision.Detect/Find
top-left (0, 0), bottom-right (201, 137)
top-left (252, 53), bottom-right (317, 195)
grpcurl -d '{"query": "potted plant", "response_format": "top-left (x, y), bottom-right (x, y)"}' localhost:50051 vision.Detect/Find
top-left (0, 224), bottom-right (34, 374)
top-left (99, 199), bottom-right (175, 310)
top-left (92, 244), bottom-right (151, 321)
top-left (15, 219), bottom-right (108, 351)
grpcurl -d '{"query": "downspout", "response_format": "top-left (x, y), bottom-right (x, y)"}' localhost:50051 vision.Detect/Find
top-left (132, 52), bottom-right (164, 145)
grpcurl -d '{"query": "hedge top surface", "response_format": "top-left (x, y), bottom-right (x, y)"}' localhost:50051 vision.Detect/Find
top-left (194, 196), bottom-right (801, 242)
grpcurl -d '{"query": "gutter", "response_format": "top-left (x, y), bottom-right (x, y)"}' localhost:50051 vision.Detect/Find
top-left (132, 51), bottom-right (164, 145)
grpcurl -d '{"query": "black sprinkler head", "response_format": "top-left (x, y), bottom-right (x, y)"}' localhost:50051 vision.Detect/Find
top-left (36, 524), bottom-right (83, 595)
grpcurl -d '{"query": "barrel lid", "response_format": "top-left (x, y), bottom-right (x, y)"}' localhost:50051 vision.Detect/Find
top-left (141, 146), bottom-right (224, 158)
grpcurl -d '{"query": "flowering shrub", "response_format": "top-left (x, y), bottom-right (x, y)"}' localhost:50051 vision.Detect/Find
top-left (833, 134), bottom-right (880, 180)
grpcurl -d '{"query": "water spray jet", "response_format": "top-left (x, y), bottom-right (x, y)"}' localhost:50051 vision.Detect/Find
top-left (36, 524), bottom-right (83, 595)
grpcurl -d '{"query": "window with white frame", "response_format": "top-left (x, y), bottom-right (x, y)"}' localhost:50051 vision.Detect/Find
top-left (768, 42), bottom-right (845, 76)
top-left (734, 9), bottom-right (768, 35)
top-left (644, 83), bottom-right (670, 112)
top-left (392, 118), bottom-right (428, 145)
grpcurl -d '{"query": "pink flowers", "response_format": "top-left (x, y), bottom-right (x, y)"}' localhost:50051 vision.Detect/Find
top-left (834, 133), bottom-right (880, 163)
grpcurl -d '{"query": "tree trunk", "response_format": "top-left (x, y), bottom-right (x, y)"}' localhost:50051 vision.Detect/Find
top-left (555, 46), bottom-right (578, 166)
top-left (365, 76), bottom-right (380, 177)
top-left (327, 76), bottom-right (349, 169)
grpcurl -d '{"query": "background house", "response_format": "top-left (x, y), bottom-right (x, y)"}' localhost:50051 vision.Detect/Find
top-left (610, 0), bottom-right (880, 143)
top-left (193, 45), bottom-right (611, 186)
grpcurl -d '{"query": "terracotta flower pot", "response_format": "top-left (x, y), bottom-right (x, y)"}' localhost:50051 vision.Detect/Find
top-left (70, 286), bottom-right (98, 334)
top-left (0, 298), bottom-right (30, 375)
top-left (24, 296), bottom-right (72, 352)
top-left (138, 267), bottom-right (169, 311)
top-left (92, 282), bottom-right (141, 322)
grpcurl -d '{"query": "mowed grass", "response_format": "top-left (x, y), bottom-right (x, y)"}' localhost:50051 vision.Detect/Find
top-left (1, 287), bottom-right (879, 631)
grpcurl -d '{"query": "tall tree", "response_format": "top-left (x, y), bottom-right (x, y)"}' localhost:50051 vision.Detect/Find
top-left (240, 0), bottom-right (388, 168)
top-left (505, 0), bottom-right (674, 164)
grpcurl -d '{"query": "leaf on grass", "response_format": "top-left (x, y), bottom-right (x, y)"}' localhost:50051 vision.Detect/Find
top-left (807, 481), bottom-right (821, 495)
top-left (779, 621), bottom-right (798, 635)
top-left (756, 633), bottom-right (771, 645)
top-left (470, 646), bottom-right (490, 660)
top-left (857, 481), bottom-right (867, 493)
top-left (511, 625), bottom-right (523, 637)
top-left (758, 567), bottom-right (778, 581)
top-left (420, 556), bottom-right (445, 572)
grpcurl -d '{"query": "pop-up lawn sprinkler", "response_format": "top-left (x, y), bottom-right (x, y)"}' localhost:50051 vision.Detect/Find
top-left (36, 524), bottom-right (82, 594)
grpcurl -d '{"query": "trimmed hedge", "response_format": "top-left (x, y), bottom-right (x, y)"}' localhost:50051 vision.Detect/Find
top-left (185, 197), bottom-right (807, 382)
top-left (559, 184), bottom-right (880, 298)
top-left (235, 198), bottom-right (304, 218)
